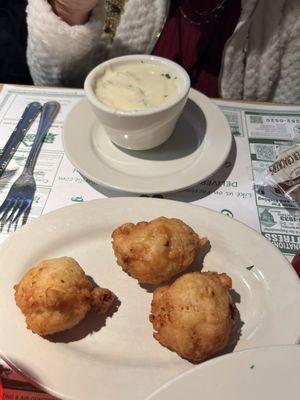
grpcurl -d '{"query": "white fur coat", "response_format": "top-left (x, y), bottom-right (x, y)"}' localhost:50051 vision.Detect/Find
top-left (27, 0), bottom-right (300, 103)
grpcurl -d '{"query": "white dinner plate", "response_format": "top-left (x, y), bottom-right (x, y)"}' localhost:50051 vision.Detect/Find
top-left (62, 89), bottom-right (232, 193)
top-left (0, 198), bottom-right (299, 400)
top-left (146, 345), bottom-right (300, 400)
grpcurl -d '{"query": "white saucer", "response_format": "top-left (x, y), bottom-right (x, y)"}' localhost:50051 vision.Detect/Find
top-left (146, 345), bottom-right (300, 400)
top-left (62, 89), bottom-right (232, 194)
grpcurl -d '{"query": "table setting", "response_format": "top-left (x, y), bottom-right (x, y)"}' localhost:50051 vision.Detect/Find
top-left (0, 55), bottom-right (299, 400)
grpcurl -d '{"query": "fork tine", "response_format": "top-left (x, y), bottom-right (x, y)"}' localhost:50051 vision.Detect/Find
top-left (12, 198), bottom-right (32, 225)
top-left (5, 198), bottom-right (23, 225)
top-left (0, 199), bottom-right (14, 233)
top-left (0, 199), bottom-right (17, 224)
top-left (0, 198), bottom-right (12, 216)
top-left (7, 218), bottom-right (16, 234)
top-left (0, 221), bottom-right (7, 234)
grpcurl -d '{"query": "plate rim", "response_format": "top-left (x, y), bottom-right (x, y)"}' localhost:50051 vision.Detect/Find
top-left (0, 197), bottom-right (299, 400)
top-left (62, 89), bottom-right (233, 194)
top-left (145, 344), bottom-right (300, 400)
top-left (1, 197), bottom-right (299, 282)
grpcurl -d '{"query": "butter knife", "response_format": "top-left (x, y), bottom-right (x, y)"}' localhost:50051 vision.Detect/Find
top-left (0, 101), bottom-right (42, 177)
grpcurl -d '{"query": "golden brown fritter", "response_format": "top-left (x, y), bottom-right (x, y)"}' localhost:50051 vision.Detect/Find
top-left (149, 271), bottom-right (234, 362)
top-left (14, 257), bottom-right (115, 336)
top-left (111, 217), bottom-right (206, 284)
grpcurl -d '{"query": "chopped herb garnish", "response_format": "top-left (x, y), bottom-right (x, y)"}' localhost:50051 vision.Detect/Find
top-left (246, 265), bottom-right (254, 271)
top-left (161, 73), bottom-right (171, 79)
top-left (250, 365), bottom-right (255, 369)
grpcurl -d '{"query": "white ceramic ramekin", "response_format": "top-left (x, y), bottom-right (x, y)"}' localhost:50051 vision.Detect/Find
top-left (84, 54), bottom-right (191, 150)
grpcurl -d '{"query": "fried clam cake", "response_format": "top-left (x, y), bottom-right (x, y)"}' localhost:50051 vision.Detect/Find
top-left (150, 271), bottom-right (235, 362)
top-left (112, 217), bottom-right (207, 284)
top-left (14, 256), bottom-right (116, 336)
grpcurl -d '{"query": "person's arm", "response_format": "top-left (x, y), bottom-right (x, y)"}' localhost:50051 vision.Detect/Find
top-left (26, 0), bottom-right (108, 87)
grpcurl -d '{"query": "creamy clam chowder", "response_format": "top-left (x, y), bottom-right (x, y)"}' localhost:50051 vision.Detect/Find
top-left (95, 61), bottom-right (179, 111)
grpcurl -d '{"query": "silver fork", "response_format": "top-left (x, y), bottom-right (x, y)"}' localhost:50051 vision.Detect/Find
top-left (0, 101), bottom-right (60, 231)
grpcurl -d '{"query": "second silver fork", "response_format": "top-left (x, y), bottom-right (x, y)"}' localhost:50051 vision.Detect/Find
top-left (0, 101), bottom-right (60, 230)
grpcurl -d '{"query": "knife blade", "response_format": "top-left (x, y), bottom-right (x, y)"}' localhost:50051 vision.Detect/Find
top-left (0, 101), bottom-right (42, 177)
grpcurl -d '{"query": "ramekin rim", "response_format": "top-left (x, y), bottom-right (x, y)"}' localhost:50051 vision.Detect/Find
top-left (84, 54), bottom-right (191, 117)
